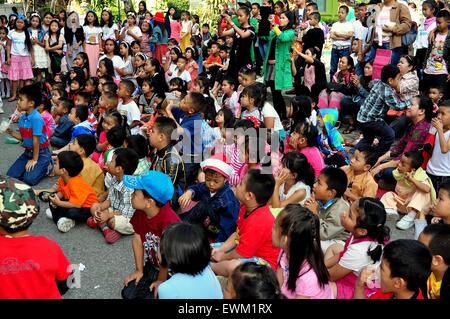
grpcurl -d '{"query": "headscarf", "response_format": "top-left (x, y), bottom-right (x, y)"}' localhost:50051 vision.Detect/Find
top-left (66, 11), bottom-right (80, 33)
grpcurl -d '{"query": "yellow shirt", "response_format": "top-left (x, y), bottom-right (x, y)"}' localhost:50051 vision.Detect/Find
top-left (81, 157), bottom-right (105, 197)
top-left (427, 272), bottom-right (442, 299)
top-left (342, 166), bottom-right (378, 203)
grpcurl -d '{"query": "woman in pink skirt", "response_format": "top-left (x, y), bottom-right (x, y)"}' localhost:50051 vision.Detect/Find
top-left (5, 15), bottom-right (34, 101)
top-left (83, 11), bottom-right (102, 78)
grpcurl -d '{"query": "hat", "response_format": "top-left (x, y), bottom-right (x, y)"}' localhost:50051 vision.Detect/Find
top-left (0, 176), bottom-right (40, 230)
top-left (153, 12), bottom-right (165, 23)
top-left (201, 154), bottom-right (234, 179)
top-left (123, 171), bottom-right (174, 205)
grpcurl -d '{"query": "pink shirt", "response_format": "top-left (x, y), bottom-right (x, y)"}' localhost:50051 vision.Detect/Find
top-left (279, 251), bottom-right (334, 299)
top-left (41, 110), bottom-right (56, 139)
top-left (300, 146), bottom-right (325, 177)
top-left (170, 19), bottom-right (181, 42)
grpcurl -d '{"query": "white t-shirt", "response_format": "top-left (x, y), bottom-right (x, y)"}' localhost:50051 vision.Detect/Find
top-left (279, 181), bottom-right (311, 206)
top-left (83, 26), bottom-right (102, 44)
top-left (120, 26), bottom-right (142, 44)
top-left (338, 236), bottom-right (381, 276)
top-left (352, 20), bottom-right (368, 50)
top-left (102, 23), bottom-right (119, 41)
top-left (241, 101), bottom-right (284, 132)
top-left (414, 20), bottom-right (436, 50)
top-left (8, 30), bottom-right (29, 56)
top-left (98, 54), bottom-right (125, 80)
top-left (427, 130), bottom-right (450, 177)
top-left (376, 6), bottom-right (393, 45)
top-left (168, 68), bottom-right (191, 83)
top-left (331, 21), bottom-right (354, 47)
top-left (118, 100), bottom-right (142, 135)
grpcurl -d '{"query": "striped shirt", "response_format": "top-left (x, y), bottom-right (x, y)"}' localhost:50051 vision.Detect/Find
top-left (19, 109), bottom-right (49, 150)
top-left (357, 80), bottom-right (411, 123)
top-left (107, 177), bottom-right (135, 219)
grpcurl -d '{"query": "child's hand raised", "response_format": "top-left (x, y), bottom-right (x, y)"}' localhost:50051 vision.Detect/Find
top-left (304, 194), bottom-right (319, 214)
top-left (275, 168), bottom-right (290, 185)
top-left (432, 118), bottom-right (443, 132)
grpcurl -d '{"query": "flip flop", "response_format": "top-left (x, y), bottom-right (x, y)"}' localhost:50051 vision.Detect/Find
top-left (37, 191), bottom-right (57, 202)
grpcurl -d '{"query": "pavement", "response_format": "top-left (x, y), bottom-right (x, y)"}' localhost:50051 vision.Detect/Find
top-left (0, 93), bottom-right (413, 298)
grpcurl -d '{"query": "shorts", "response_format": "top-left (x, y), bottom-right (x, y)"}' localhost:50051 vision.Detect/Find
top-left (211, 242), bottom-right (270, 267)
top-left (112, 213), bottom-right (134, 235)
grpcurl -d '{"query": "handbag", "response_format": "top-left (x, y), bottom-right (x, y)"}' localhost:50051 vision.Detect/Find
top-left (402, 24), bottom-right (418, 46)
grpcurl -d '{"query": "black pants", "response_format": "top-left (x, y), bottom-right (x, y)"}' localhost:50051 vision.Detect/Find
top-left (50, 206), bottom-right (91, 224)
top-left (428, 173), bottom-right (450, 193)
top-left (356, 120), bottom-right (395, 157)
top-left (267, 80), bottom-right (286, 120)
top-left (121, 262), bottom-right (160, 299)
top-left (388, 115), bottom-right (411, 139)
top-left (295, 84), bottom-right (325, 103)
top-left (416, 48), bottom-right (427, 81)
top-left (340, 96), bottom-right (363, 122)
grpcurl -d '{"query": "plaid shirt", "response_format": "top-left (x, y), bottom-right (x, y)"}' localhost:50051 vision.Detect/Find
top-left (357, 80), bottom-right (411, 123)
top-left (391, 119), bottom-right (431, 160)
top-left (107, 177), bottom-right (135, 219)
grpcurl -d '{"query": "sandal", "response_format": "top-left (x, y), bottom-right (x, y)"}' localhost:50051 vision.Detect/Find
top-left (343, 125), bottom-right (355, 134)
top-left (7, 96), bottom-right (17, 102)
top-left (37, 191), bottom-right (57, 203)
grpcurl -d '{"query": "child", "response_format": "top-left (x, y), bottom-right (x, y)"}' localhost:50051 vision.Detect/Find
top-left (180, 11), bottom-right (192, 52)
top-left (125, 135), bottom-right (150, 175)
top-left (301, 12), bottom-right (325, 60)
top-left (0, 26), bottom-right (10, 99)
top-left (381, 151), bottom-right (436, 230)
top-left (44, 19), bottom-right (64, 78)
top-left (92, 111), bottom-right (123, 169)
top-left (157, 223), bottom-right (223, 299)
top-left (273, 204), bottom-right (333, 299)
top-left (73, 52), bottom-right (90, 79)
top-left (6, 84), bottom-right (51, 186)
top-left (414, 0), bottom-right (437, 79)
top-left (304, 166), bottom-right (350, 252)
top-left (329, 6), bottom-right (353, 79)
top-left (133, 52), bottom-right (147, 87)
top-left (179, 154), bottom-right (240, 242)
top-left (326, 197), bottom-right (390, 299)
top-left (224, 262), bottom-right (284, 299)
top-left (47, 151), bottom-right (98, 233)
top-left (122, 172), bottom-right (181, 299)
top-left (89, 148), bottom-right (139, 244)
top-left (426, 100), bottom-right (450, 192)
top-left (185, 46), bottom-right (199, 84)
top-left (50, 99), bottom-right (74, 148)
top-left (211, 169), bottom-right (281, 277)
top-left (29, 13), bottom-right (47, 83)
top-left (148, 116), bottom-right (186, 207)
top-left (203, 41), bottom-right (221, 83)
top-left (119, 41), bottom-right (134, 81)
top-left (271, 152), bottom-right (314, 208)
top-left (341, 146), bottom-right (379, 205)
top-left (356, 64), bottom-right (411, 156)
top-left (167, 56), bottom-right (191, 85)
top-left (138, 77), bottom-right (157, 121)
top-left (69, 105), bottom-right (96, 139)
top-left (83, 10), bottom-right (102, 78)
top-left (139, 20), bottom-right (152, 57)
top-left (68, 76), bottom-right (85, 102)
top-left (428, 85), bottom-right (444, 111)
top-left (288, 121), bottom-right (325, 177)
top-left (220, 76), bottom-right (239, 118)
top-left (117, 79), bottom-right (142, 135)
top-left (37, 97), bottom-right (56, 140)
top-left (0, 176), bottom-right (72, 299)
top-left (355, 239), bottom-right (432, 299)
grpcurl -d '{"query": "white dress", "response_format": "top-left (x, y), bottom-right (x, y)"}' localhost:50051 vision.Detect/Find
top-left (30, 29), bottom-right (48, 69)
top-left (279, 181), bottom-right (311, 206)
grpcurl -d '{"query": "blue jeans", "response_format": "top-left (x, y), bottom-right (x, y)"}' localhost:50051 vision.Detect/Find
top-left (368, 43), bottom-right (403, 65)
top-left (356, 120), bottom-right (395, 157)
top-left (330, 47), bottom-right (351, 80)
top-left (258, 39), bottom-right (268, 61)
top-left (7, 148), bottom-right (52, 186)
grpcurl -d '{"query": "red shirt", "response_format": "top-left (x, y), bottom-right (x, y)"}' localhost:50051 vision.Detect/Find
top-left (130, 204), bottom-right (181, 268)
top-left (368, 289), bottom-right (424, 299)
top-left (0, 235), bottom-right (72, 299)
top-left (205, 54), bottom-right (222, 66)
top-left (235, 204), bottom-right (280, 270)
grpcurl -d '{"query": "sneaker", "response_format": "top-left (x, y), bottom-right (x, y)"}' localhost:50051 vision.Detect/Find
top-left (385, 208), bottom-right (399, 221)
top-left (102, 228), bottom-right (122, 244)
top-left (57, 217), bottom-right (76, 233)
top-left (396, 214), bottom-right (415, 230)
top-left (45, 208), bottom-right (53, 219)
top-left (86, 216), bottom-right (98, 229)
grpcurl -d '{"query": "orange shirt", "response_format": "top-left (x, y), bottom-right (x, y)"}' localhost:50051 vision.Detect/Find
top-left (205, 54), bottom-right (222, 65)
top-left (57, 175), bottom-right (98, 208)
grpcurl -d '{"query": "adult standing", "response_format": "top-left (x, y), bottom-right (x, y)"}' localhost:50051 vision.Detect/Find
top-left (262, 11), bottom-right (295, 120)
top-left (64, 11), bottom-right (84, 69)
top-left (137, 1), bottom-right (148, 25)
top-left (368, 0), bottom-right (412, 65)
top-left (218, 7), bottom-right (256, 79)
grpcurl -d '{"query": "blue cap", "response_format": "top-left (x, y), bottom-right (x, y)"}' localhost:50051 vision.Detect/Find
top-left (123, 171), bottom-right (174, 205)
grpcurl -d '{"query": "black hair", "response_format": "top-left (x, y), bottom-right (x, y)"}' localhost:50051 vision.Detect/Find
top-left (382, 239), bottom-right (432, 293)
top-left (381, 64), bottom-right (400, 84)
top-left (101, 9), bottom-right (114, 28)
top-left (306, 2), bottom-right (318, 10)
top-left (169, 77), bottom-right (187, 94)
top-left (15, 17), bottom-right (32, 51)
top-left (187, 91), bottom-right (208, 113)
top-left (99, 74), bottom-right (114, 83)
top-left (159, 223), bottom-right (211, 276)
top-left (106, 125), bottom-right (126, 148)
top-left (339, 5), bottom-right (349, 14)
top-left (170, 46), bottom-right (183, 62)
top-left (404, 150), bottom-right (424, 170)
top-left (252, 2), bottom-right (260, 9)
top-left (436, 8), bottom-right (450, 21)
top-left (71, 76), bottom-right (86, 90)
top-left (290, 96), bottom-right (313, 128)
top-left (239, 65), bottom-right (257, 79)
top-left (278, 205), bottom-right (329, 292)
top-left (104, 38), bottom-right (120, 56)
top-left (320, 166), bottom-right (348, 198)
top-left (120, 79), bottom-right (136, 96)
top-left (185, 46), bottom-right (198, 60)
top-left (415, 95), bottom-right (434, 122)
top-left (113, 148), bottom-right (139, 175)
top-left (76, 52), bottom-right (90, 77)
top-left (217, 107), bottom-right (234, 128)
top-left (355, 145), bottom-right (379, 168)
top-left (400, 54), bottom-right (417, 71)
top-left (83, 10), bottom-right (100, 26)
top-left (439, 99), bottom-right (450, 109)
top-left (245, 169), bottom-right (275, 205)
top-left (422, 0), bottom-right (437, 16)
top-left (77, 91), bottom-right (92, 105)
top-left (241, 83), bottom-right (265, 116)
top-left (153, 116), bottom-right (177, 142)
top-left (125, 135), bottom-right (149, 159)
top-left (73, 105), bottom-right (88, 122)
top-left (192, 14), bottom-right (200, 23)
top-left (293, 121), bottom-right (319, 147)
top-left (58, 98), bottom-right (73, 113)
top-left (429, 224), bottom-right (450, 265)
top-left (18, 83), bottom-right (41, 107)
top-left (231, 262), bottom-right (284, 299)
top-left (340, 55), bottom-right (355, 72)
top-left (202, 23), bottom-right (210, 28)
top-left (102, 81), bottom-right (119, 94)
top-left (309, 11), bottom-right (321, 21)
top-left (57, 151), bottom-right (84, 177)
top-left (282, 152), bottom-right (315, 189)
top-left (439, 180), bottom-right (450, 195)
top-left (138, 1), bottom-right (147, 13)
top-left (356, 198), bottom-right (391, 262)
top-left (74, 134), bottom-right (96, 157)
